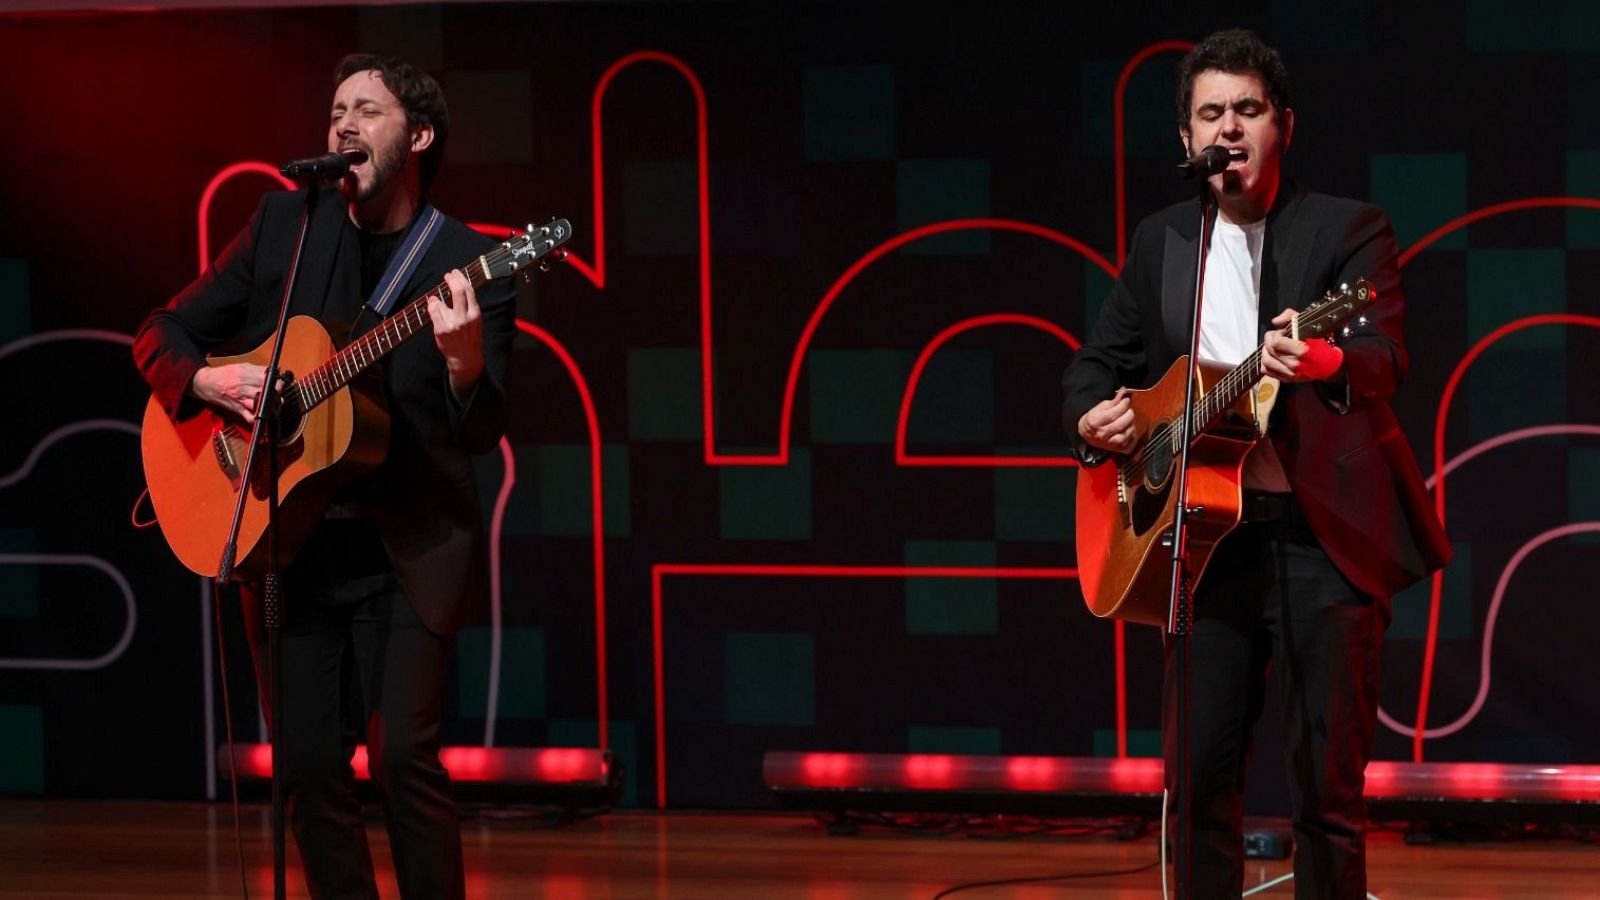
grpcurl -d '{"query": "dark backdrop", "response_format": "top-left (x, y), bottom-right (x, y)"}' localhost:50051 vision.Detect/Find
top-left (2, 0), bottom-right (1597, 810)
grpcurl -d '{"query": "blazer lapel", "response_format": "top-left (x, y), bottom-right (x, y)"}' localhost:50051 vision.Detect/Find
top-left (1261, 182), bottom-right (1315, 337)
top-left (290, 187), bottom-right (354, 322)
top-left (1161, 210), bottom-right (1202, 354)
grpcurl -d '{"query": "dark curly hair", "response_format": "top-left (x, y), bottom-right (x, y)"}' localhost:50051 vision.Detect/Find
top-left (1175, 29), bottom-right (1292, 129)
top-left (334, 53), bottom-right (449, 191)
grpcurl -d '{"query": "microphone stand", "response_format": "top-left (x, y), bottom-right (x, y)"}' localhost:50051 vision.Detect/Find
top-left (216, 182), bottom-right (322, 900)
top-left (1165, 180), bottom-right (1217, 900)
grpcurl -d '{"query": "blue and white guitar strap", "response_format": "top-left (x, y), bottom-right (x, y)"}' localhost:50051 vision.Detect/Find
top-left (364, 204), bottom-right (445, 317)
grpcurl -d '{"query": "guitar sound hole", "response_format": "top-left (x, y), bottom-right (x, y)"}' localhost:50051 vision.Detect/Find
top-left (1142, 422), bottom-right (1174, 490)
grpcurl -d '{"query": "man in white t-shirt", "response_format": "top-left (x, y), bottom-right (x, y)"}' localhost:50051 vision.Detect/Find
top-left (1063, 29), bottom-right (1449, 899)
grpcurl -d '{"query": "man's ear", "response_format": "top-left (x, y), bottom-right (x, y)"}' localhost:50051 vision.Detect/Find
top-left (1279, 108), bottom-right (1294, 153)
top-left (411, 123), bottom-right (435, 154)
top-left (1179, 126), bottom-right (1192, 157)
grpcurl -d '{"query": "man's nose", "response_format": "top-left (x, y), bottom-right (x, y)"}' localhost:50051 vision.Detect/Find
top-left (1219, 111), bottom-right (1243, 137)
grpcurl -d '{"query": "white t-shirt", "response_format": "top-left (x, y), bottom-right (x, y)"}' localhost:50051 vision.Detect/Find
top-left (1199, 217), bottom-right (1291, 492)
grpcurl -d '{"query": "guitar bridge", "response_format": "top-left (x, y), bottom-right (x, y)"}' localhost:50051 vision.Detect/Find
top-left (212, 425), bottom-right (244, 488)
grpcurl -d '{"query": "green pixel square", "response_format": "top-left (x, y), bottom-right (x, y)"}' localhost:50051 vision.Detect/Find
top-left (1370, 154), bottom-right (1467, 252)
top-left (483, 442), bottom-right (538, 537)
top-left (897, 160), bottom-right (991, 255)
top-left (1467, 250), bottom-right (1566, 350)
top-left (907, 348), bottom-right (993, 444)
top-left (0, 529), bottom-right (39, 618)
top-left (1564, 0), bottom-right (1600, 52)
top-left (624, 161), bottom-right (697, 256)
top-left (0, 259), bottom-right (29, 345)
top-left (1467, 0), bottom-right (1600, 52)
top-left (724, 632), bottom-right (815, 726)
top-left (803, 64), bottom-right (896, 161)
top-left (456, 627), bottom-right (546, 719)
top-left (357, 5), bottom-right (443, 70)
top-left (628, 348), bottom-right (702, 441)
top-left (536, 444), bottom-right (631, 536)
top-left (1093, 728), bottom-right (1162, 758)
top-left (447, 71), bottom-right (534, 165)
top-left (1565, 150), bottom-right (1600, 247)
top-left (1272, 0), bottom-right (1367, 51)
top-left (1571, 448), bottom-right (1600, 544)
top-left (0, 706), bottom-right (44, 794)
top-left (908, 725), bottom-right (1000, 755)
top-left (1080, 57), bottom-right (1178, 160)
top-left (1467, 348), bottom-right (1565, 442)
top-left (1390, 545), bottom-right (1474, 641)
top-left (719, 448), bottom-right (811, 540)
top-left (549, 718), bottom-right (639, 807)
top-left (904, 541), bottom-right (997, 635)
top-left (808, 349), bottom-right (911, 444)
top-left (1466, 0), bottom-right (1562, 51)
top-left (1084, 264), bottom-right (1116, 337)
top-left (995, 467), bottom-right (1074, 542)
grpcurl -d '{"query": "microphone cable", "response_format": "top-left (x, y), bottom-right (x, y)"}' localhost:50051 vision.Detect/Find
top-left (212, 580), bottom-right (252, 900)
top-left (931, 859), bottom-right (1159, 898)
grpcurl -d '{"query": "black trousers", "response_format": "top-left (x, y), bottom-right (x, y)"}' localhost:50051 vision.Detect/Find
top-left (244, 519), bottom-right (464, 900)
top-left (1164, 507), bottom-right (1385, 900)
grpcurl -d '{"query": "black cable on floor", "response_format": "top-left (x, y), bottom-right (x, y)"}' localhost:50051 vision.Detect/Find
top-left (930, 859), bottom-right (1159, 898)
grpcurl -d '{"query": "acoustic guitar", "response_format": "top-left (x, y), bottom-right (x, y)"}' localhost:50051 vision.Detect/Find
top-left (1074, 278), bottom-right (1375, 625)
top-left (141, 219), bottom-right (571, 579)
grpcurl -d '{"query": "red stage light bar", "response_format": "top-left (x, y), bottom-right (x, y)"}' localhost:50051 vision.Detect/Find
top-left (220, 744), bottom-right (614, 788)
top-left (766, 753), bottom-right (1600, 822)
top-left (1365, 761), bottom-right (1600, 802)
top-left (767, 752), bottom-right (1164, 794)
top-left (764, 752), bottom-right (1164, 817)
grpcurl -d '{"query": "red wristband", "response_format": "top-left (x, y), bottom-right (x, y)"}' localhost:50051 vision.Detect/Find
top-left (1298, 338), bottom-right (1344, 381)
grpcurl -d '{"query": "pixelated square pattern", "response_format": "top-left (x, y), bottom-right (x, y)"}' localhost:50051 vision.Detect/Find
top-left (723, 632), bottom-right (815, 726)
top-left (720, 448), bottom-right (812, 540)
top-left (803, 64), bottom-right (896, 161)
top-left (457, 626), bottom-right (546, 719)
top-left (904, 540), bottom-right (998, 635)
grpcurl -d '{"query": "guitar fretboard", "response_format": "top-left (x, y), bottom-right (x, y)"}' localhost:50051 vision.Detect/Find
top-left (289, 257), bottom-right (494, 413)
top-left (1145, 280), bottom-right (1369, 462)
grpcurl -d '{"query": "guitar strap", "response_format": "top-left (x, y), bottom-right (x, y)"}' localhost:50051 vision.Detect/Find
top-left (364, 203), bottom-right (444, 317)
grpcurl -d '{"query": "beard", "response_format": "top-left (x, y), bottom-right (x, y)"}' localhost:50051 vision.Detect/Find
top-left (340, 133), bottom-right (410, 204)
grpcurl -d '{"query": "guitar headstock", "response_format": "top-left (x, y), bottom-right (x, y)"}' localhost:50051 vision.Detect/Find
top-left (485, 218), bottom-right (573, 281)
top-left (1296, 277), bottom-right (1376, 340)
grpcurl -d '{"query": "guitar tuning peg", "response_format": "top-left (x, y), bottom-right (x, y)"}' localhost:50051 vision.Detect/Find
top-left (520, 270), bottom-right (534, 285)
top-left (538, 260), bottom-right (552, 273)
top-left (1341, 325), bottom-right (1353, 339)
top-left (524, 223), bottom-right (536, 234)
top-left (1356, 315), bottom-right (1369, 328)
top-left (554, 249), bottom-right (569, 261)
top-left (1339, 282), bottom-right (1349, 292)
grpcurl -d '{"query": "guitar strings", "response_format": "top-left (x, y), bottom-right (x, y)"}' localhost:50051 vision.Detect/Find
top-left (299, 244), bottom-right (517, 409)
top-left (1115, 293), bottom-right (1355, 489)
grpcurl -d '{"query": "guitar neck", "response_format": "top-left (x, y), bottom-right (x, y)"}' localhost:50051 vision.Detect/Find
top-left (1190, 344), bottom-right (1269, 434)
top-left (294, 257), bottom-right (494, 411)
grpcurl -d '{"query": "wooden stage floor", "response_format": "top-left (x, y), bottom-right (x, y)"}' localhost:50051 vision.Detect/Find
top-left (1, 800), bottom-right (1597, 898)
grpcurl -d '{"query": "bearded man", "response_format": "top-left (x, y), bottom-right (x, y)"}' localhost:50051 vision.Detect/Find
top-left (135, 54), bottom-right (519, 899)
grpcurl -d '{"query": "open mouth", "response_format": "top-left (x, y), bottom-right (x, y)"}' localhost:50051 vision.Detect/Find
top-left (1226, 149), bottom-right (1249, 169)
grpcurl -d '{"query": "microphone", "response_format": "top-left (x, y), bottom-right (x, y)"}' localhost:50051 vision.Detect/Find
top-left (1177, 145), bottom-right (1243, 180)
top-left (280, 149), bottom-right (368, 182)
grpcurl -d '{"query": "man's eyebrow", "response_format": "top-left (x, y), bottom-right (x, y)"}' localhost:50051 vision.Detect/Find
top-left (1196, 95), bottom-right (1266, 114)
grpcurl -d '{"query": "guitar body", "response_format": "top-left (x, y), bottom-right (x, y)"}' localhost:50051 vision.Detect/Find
top-left (1075, 357), bottom-right (1261, 626)
top-left (141, 315), bottom-right (389, 579)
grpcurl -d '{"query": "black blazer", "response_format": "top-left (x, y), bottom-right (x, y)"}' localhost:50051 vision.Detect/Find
top-left (134, 187), bottom-right (520, 635)
top-left (1062, 183), bottom-right (1450, 600)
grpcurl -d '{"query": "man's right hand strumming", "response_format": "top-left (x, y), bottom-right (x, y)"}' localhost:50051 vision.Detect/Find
top-left (1077, 387), bottom-right (1136, 454)
top-left (191, 363), bottom-right (269, 423)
